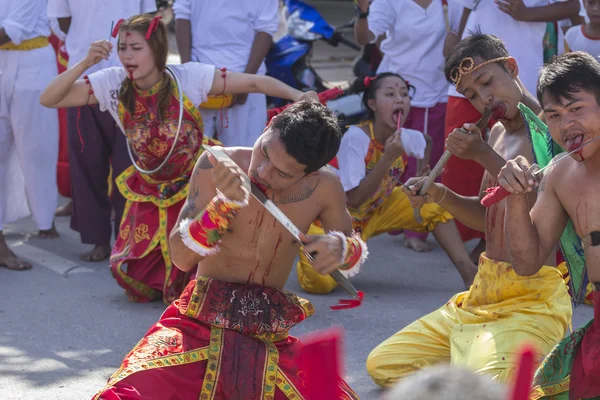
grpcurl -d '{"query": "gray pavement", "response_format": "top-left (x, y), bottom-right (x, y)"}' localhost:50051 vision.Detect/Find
top-left (0, 197), bottom-right (593, 400)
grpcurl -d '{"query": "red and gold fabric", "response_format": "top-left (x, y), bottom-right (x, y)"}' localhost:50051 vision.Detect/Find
top-left (110, 77), bottom-right (219, 304)
top-left (92, 277), bottom-right (359, 400)
top-left (179, 191), bottom-right (246, 256)
top-left (48, 33), bottom-right (71, 198)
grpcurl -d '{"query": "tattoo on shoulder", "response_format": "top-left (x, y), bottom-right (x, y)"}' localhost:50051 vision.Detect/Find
top-left (537, 173), bottom-right (549, 193)
top-left (197, 154), bottom-right (213, 170)
top-left (179, 186), bottom-right (200, 220)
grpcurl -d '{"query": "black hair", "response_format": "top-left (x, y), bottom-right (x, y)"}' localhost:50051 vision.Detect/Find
top-left (537, 51), bottom-right (600, 106)
top-left (444, 30), bottom-right (510, 84)
top-left (270, 100), bottom-right (341, 174)
top-left (349, 72), bottom-right (415, 120)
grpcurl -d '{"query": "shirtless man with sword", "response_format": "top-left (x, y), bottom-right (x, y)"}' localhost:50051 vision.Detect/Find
top-left (92, 100), bottom-right (364, 399)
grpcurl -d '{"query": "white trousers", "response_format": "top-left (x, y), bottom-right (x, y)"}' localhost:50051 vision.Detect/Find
top-left (0, 46), bottom-right (58, 230)
top-left (200, 92), bottom-right (268, 147)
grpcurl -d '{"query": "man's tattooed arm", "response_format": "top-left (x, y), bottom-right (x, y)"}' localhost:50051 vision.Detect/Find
top-left (179, 186), bottom-right (199, 220)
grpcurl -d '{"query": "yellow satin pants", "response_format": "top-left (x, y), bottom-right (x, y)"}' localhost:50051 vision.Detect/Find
top-left (365, 254), bottom-right (572, 388)
top-left (296, 187), bottom-right (452, 294)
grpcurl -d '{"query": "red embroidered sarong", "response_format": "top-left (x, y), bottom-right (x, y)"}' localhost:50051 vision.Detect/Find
top-left (110, 78), bottom-right (219, 304)
top-left (531, 291), bottom-right (600, 399)
top-left (93, 278), bottom-right (359, 400)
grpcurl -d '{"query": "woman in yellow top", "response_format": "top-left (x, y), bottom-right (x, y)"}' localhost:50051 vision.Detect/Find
top-left (296, 73), bottom-right (478, 293)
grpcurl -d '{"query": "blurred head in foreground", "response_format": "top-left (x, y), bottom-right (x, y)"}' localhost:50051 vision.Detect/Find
top-left (383, 365), bottom-right (507, 400)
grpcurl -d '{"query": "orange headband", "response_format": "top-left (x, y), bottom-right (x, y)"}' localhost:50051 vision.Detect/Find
top-left (450, 56), bottom-right (511, 89)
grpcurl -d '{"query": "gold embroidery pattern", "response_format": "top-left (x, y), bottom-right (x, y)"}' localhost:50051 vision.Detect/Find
top-left (148, 138), bottom-right (169, 158)
top-left (134, 224), bottom-right (151, 243)
top-left (119, 225), bottom-right (131, 241)
top-left (262, 344), bottom-right (279, 399)
top-left (276, 369), bottom-right (304, 399)
top-left (200, 327), bottom-right (224, 400)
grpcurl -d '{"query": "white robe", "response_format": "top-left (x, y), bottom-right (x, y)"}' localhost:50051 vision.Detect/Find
top-left (173, 0), bottom-right (278, 147)
top-left (0, 0), bottom-right (58, 230)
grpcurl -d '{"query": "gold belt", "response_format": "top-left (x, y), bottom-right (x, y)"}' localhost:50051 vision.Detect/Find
top-left (199, 94), bottom-right (233, 109)
top-left (0, 36), bottom-right (49, 51)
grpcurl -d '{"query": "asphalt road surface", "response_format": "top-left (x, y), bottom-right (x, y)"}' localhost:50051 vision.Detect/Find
top-left (0, 197), bottom-right (592, 399)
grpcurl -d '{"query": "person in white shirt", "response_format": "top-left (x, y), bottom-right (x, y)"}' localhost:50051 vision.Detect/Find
top-left (0, 0), bottom-right (60, 270)
top-left (354, 0), bottom-right (456, 253)
top-left (174, 0), bottom-right (279, 147)
top-left (565, 0), bottom-right (600, 58)
top-left (46, 0), bottom-right (157, 263)
top-left (441, 0), bottom-right (579, 264)
top-left (40, 15), bottom-right (316, 304)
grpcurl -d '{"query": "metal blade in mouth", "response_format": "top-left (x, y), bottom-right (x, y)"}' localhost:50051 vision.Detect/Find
top-left (535, 135), bottom-right (600, 177)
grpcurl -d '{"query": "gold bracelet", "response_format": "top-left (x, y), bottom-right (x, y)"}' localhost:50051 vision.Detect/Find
top-left (435, 185), bottom-right (448, 204)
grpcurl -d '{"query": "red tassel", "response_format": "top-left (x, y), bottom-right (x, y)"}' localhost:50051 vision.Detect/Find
top-left (509, 344), bottom-right (536, 400)
top-left (330, 290), bottom-right (364, 310)
top-left (363, 75), bottom-right (377, 88)
top-left (145, 15), bottom-right (163, 40)
top-left (111, 19), bottom-right (126, 38)
top-left (480, 186), bottom-right (510, 207)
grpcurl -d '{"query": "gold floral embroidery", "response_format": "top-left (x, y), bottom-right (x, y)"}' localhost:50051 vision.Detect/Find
top-left (148, 138), bottom-right (169, 158)
top-left (134, 100), bottom-right (146, 115)
top-left (134, 224), bottom-right (151, 243)
top-left (120, 225), bottom-right (131, 241)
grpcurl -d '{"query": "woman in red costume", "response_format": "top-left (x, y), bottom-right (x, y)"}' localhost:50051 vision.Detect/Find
top-left (41, 14), bottom-right (316, 304)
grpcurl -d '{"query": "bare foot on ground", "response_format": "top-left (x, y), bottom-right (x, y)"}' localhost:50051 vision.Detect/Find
top-left (39, 224), bottom-right (59, 239)
top-left (0, 245), bottom-right (32, 270)
top-left (80, 244), bottom-right (111, 262)
top-left (404, 237), bottom-right (432, 252)
top-left (55, 201), bottom-right (73, 217)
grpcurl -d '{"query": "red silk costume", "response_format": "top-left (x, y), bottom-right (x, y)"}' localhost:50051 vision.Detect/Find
top-left (93, 277), bottom-right (359, 400)
top-left (110, 77), bottom-right (219, 304)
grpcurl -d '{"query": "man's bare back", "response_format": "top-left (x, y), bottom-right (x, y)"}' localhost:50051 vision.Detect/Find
top-left (174, 148), bottom-right (350, 289)
top-left (483, 122), bottom-right (555, 266)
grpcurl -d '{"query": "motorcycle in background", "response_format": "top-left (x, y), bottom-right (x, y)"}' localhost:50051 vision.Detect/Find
top-left (265, 0), bottom-right (367, 127)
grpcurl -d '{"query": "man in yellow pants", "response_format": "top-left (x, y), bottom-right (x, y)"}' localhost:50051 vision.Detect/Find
top-left (365, 33), bottom-right (572, 389)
